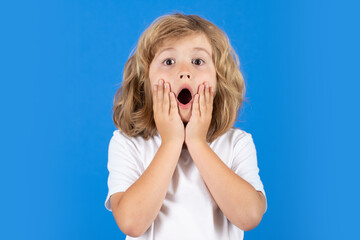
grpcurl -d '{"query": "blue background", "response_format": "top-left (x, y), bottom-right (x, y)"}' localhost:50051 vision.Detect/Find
top-left (1, 0), bottom-right (359, 239)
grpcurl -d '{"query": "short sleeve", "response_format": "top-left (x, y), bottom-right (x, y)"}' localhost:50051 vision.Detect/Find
top-left (104, 131), bottom-right (142, 212)
top-left (231, 132), bottom-right (268, 213)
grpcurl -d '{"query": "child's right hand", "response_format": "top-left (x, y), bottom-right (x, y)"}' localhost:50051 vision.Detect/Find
top-left (152, 79), bottom-right (185, 146)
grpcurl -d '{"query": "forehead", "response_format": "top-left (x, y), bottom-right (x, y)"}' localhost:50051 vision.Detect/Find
top-left (156, 33), bottom-right (213, 56)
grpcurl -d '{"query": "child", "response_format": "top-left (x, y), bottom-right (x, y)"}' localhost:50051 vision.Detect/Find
top-left (105, 12), bottom-right (267, 240)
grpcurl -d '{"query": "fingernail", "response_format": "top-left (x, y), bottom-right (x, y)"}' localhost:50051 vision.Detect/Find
top-left (164, 83), bottom-right (168, 88)
top-left (211, 87), bottom-right (215, 93)
top-left (153, 85), bottom-right (157, 90)
top-left (206, 82), bottom-right (209, 88)
top-left (158, 80), bottom-right (162, 85)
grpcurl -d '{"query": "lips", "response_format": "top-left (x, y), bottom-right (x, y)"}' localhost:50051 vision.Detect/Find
top-left (176, 84), bottom-right (194, 109)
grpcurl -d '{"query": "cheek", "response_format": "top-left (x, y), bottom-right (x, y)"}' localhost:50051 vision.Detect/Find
top-left (149, 67), bottom-right (167, 82)
top-left (150, 70), bottom-right (175, 88)
top-left (149, 63), bottom-right (164, 82)
top-left (148, 66), bottom-right (158, 85)
top-left (202, 69), bottom-right (217, 88)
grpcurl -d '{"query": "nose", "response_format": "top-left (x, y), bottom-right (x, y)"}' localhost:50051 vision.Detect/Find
top-left (178, 62), bottom-right (192, 80)
top-left (179, 73), bottom-right (191, 79)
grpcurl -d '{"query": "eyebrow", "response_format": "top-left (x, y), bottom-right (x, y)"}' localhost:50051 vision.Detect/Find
top-left (157, 47), bottom-right (212, 57)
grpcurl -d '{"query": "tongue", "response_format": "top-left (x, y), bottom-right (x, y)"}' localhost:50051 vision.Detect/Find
top-left (177, 89), bottom-right (192, 104)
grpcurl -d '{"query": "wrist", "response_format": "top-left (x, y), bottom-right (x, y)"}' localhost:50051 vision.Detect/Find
top-left (161, 139), bottom-right (184, 149)
top-left (185, 138), bottom-right (208, 151)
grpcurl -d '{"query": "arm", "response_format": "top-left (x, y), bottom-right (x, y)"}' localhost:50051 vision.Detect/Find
top-left (112, 79), bottom-right (185, 237)
top-left (186, 141), bottom-right (266, 231)
top-left (113, 141), bottom-right (182, 237)
top-left (185, 82), bottom-right (265, 231)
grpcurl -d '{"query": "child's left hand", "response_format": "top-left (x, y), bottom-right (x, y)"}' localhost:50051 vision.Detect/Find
top-left (185, 82), bottom-right (215, 145)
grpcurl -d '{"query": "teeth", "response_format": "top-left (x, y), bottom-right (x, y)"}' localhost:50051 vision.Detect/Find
top-left (177, 88), bottom-right (192, 104)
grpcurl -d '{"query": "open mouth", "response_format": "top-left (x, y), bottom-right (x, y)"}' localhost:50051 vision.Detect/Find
top-left (177, 88), bottom-right (193, 105)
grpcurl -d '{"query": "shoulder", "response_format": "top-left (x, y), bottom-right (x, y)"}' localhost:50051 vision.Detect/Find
top-left (211, 127), bottom-right (253, 147)
top-left (227, 127), bottom-right (253, 139)
top-left (209, 127), bottom-right (256, 167)
top-left (109, 129), bottom-right (161, 152)
top-left (111, 129), bottom-right (133, 142)
top-left (111, 129), bottom-right (147, 143)
top-left (109, 129), bottom-right (161, 170)
top-left (109, 130), bottom-right (133, 147)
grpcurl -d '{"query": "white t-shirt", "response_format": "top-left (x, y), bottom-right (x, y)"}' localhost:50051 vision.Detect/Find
top-left (105, 127), bottom-right (267, 240)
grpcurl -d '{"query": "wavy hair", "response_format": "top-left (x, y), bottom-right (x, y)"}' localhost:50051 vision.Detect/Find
top-left (112, 12), bottom-right (247, 143)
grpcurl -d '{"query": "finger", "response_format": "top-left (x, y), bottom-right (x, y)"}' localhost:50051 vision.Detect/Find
top-left (208, 86), bottom-right (214, 114)
top-left (167, 82), bottom-right (173, 93)
top-left (192, 94), bottom-right (200, 118)
top-left (199, 84), bottom-right (206, 116)
top-left (163, 82), bottom-right (170, 114)
top-left (205, 82), bottom-right (210, 106)
top-left (152, 84), bottom-right (158, 112)
top-left (157, 79), bottom-right (164, 111)
top-left (210, 86), bottom-right (215, 107)
top-left (169, 92), bottom-right (179, 116)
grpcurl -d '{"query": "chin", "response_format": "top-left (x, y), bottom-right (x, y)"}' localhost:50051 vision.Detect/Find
top-left (179, 109), bottom-right (191, 123)
top-left (180, 116), bottom-right (190, 123)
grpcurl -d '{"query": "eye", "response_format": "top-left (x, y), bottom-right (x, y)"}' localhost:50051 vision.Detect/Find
top-left (162, 58), bottom-right (175, 66)
top-left (192, 58), bottom-right (205, 65)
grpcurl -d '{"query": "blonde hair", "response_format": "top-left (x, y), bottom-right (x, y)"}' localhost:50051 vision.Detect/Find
top-left (112, 12), bottom-right (247, 143)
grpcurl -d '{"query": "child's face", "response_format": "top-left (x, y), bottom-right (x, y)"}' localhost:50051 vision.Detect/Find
top-left (149, 33), bottom-right (217, 123)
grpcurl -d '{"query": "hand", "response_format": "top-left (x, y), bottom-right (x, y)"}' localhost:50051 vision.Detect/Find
top-left (185, 82), bottom-right (215, 145)
top-left (152, 79), bottom-right (185, 146)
